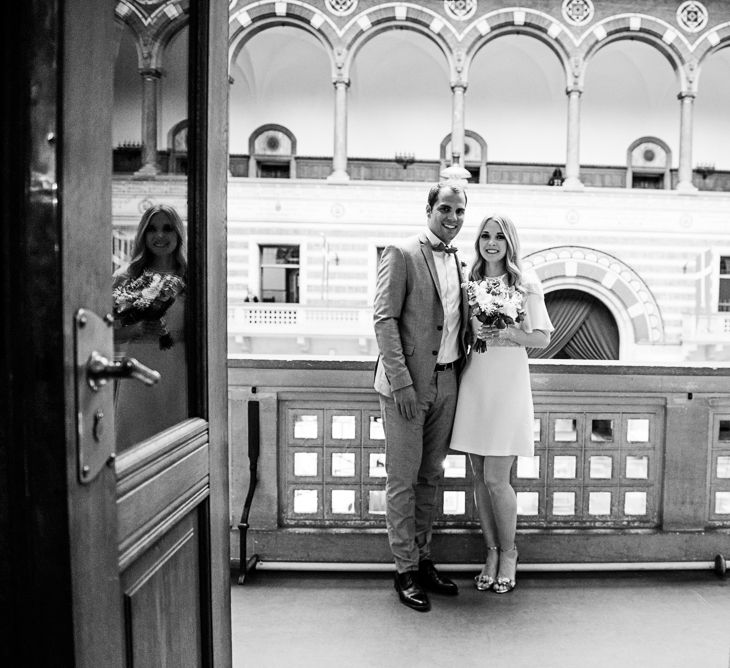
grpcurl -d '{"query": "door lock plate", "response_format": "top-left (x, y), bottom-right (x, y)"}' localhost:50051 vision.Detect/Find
top-left (74, 308), bottom-right (115, 484)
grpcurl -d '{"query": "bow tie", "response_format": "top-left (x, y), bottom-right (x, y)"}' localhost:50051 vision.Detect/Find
top-left (431, 242), bottom-right (458, 254)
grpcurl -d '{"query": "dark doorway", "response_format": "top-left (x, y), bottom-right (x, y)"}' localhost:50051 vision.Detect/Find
top-left (529, 289), bottom-right (620, 360)
top-left (258, 161), bottom-right (291, 178)
top-left (632, 172), bottom-right (663, 189)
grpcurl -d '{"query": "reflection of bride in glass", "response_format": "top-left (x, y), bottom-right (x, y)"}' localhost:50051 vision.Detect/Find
top-left (113, 204), bottom-right (187, 450)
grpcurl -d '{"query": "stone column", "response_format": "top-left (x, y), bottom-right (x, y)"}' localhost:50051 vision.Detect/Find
top-left (450, 81), bottom-right (467, 166)
top-left (564, 85), bottom-right (583, 189)
top-left (228, 75), bottom-right (234, 177)
top-left (134, 68), bottom-right (162, 178)
top-left (677, 91), bottom-right (697, 192)
top-left (327, 76), bottom-right (350, 182)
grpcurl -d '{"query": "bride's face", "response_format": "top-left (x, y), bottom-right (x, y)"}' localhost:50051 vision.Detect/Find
top-left (145, 212), bottom-right (179, 258)
top-left (478, 220), bottom-right (508, 267)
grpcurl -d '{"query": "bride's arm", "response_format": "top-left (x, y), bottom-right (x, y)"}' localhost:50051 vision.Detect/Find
top-left (498, 326), bottom-right (550, 348)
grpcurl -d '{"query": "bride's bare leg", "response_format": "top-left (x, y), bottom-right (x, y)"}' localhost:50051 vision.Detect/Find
top-left (469, 454), bottom-right (499, 586)
top-left (483, 456), bottom-right (518, 591)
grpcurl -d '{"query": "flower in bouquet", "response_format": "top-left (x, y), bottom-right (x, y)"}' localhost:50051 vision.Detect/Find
top-left (463, 277), bottom-right (526, 352)
top-left (113, 270), bottom-right (185, 349)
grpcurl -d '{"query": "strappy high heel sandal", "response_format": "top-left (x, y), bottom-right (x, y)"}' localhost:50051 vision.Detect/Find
top-left (493, 546), bottom-right (518, 594)
top-left (474, 546), bottom-right (499, 591)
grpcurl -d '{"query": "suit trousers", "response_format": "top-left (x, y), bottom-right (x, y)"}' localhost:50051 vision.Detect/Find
top-left (379, 368), bottom-right (458, 573)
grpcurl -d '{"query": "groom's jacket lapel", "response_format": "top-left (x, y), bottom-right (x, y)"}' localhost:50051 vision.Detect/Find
top-left (418, 233), bottom-right (443, 299)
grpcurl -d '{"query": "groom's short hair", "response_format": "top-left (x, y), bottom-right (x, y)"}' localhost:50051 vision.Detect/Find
top-left (426, 182), bottom-right (468, 209)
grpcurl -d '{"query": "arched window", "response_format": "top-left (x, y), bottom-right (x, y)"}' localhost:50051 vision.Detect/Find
top-left (168, 119), bottom-right (188, 174)
top-left (626, 136), bottom-right (671, 190)
top-left (440, 130), bottom-right (487, 183)
top-left (528, 289), bottom-right (619, 360)
top-left (248, 124), bottom-right (297, 178)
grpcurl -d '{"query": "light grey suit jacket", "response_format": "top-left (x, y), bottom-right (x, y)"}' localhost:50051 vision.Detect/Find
top-left (373, 232), bottom-right (469, 398)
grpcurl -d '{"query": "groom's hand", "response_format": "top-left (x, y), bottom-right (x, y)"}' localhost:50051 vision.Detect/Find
top-left (392, 385), bottom-right (418, 421)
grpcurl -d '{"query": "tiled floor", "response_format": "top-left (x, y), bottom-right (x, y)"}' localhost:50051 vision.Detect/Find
top-left (231, 569), bottom-right (730, 668)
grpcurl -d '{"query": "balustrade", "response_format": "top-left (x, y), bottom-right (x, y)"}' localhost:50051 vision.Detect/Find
top-left (229, 360), bottom-right (730, 569)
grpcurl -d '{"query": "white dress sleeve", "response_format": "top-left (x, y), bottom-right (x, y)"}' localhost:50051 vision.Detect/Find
top-left (521, 271), bottom-right (554, 334)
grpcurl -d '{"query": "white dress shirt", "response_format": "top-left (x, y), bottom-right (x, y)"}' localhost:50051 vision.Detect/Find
top-left (425, 229), bottom-right (461, 364)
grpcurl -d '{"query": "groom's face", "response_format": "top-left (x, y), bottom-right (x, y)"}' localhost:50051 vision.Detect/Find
top-left (426, 187), bottom-right (466, 245)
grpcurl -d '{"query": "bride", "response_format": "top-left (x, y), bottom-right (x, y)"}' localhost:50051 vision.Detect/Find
top-left (449, 214), bottom-right (553, 594)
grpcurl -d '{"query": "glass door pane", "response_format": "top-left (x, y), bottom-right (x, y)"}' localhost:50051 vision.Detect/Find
top-left (111, 12), bottom-right (190, 451)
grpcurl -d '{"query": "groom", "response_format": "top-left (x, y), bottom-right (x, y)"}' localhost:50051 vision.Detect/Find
top-left (373, 182), bottom-right (469, 612)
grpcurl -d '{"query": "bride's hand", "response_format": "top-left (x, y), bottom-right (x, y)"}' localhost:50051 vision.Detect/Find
top-left (477, 324), bottom-right (498, 341)
top-left (495, 325), bottom-right (520, 342)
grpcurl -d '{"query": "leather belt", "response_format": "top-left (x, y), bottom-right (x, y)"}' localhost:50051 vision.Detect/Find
top-left (434, 360), bottom-right (459, 372)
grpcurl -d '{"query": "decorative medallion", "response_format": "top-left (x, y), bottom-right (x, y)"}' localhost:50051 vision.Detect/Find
top-left (444, 0), bottom-right (477, 22)
top-left (676, 1), bottom-right (708, 33)
top-left (561, 0), bottom-right (594, 27)
top-left (138, 198), bottom-right (155, 213)
top-left (324, 0), bottom-right (358, 17)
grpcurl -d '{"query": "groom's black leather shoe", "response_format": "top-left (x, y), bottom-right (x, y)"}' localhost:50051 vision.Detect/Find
top-left (394, 571), bottom-right (431, 612)
top-left (418, 559), bottom-right (459, 596)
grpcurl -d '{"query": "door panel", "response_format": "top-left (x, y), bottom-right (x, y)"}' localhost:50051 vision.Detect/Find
top-left (122, 511), bottom-right (203, 668)
top-left (1, 0), bottom-right (230, 665)
top-left (116, 419), bottom-right (209, 570)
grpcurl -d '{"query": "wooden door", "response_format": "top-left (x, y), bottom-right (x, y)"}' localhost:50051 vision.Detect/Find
top-left (0, 1), bottom-right (230, 666)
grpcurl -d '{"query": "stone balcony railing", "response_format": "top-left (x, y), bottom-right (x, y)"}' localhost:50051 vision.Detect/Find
top-left (228, 304), bottom-right (376, 354)
top-left (228, 359), bottom-right (730, 573)
top-left (228, 304), bottom-right (371, 335)
top-left (229, 304), bottom-right (730, 358)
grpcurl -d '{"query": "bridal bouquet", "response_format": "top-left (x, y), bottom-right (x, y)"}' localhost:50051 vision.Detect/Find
top-left (463, 277), bottom-right (525, 353)
top-left (113, 270), bottom-right (185, 349)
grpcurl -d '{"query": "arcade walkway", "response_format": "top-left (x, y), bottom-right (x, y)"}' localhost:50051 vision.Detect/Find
top-left (231, 568), bottom-right (729, 668)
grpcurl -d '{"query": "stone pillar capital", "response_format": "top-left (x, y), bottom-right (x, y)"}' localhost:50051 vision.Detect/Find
top-left (566, 85), bottom-right (583, 96)
top-left (333, 76), bottom-right (350, 88)
top-left (139, 67), bottom-right (162, 80)
top-left (678, 90), bottom-right (696, 101)
top-left (450, 80), bottom-right (467, 93)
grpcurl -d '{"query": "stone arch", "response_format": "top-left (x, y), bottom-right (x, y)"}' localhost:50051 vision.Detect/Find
top-left (229, 5), bottom-right (338, 76)
top-left (153, 11), bottom-right (189, 64)
top-left (694, 27), bottom-right (730, 73)
top-left (341, 16), bottom-right (455, 82)
top-left (523, 246), bottom-right (665, 347)
top-left (461, 8), bottom-right (573, 84)
top-left (115, 0), bottom-right (190, 69)
top-left (580, 16), bottom-right (691, 88)
top-left (248, 123), bottom-right (297, 153)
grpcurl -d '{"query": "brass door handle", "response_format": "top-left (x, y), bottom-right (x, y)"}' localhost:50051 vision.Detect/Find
top-left (86, 350), bottom-right (161, 391)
